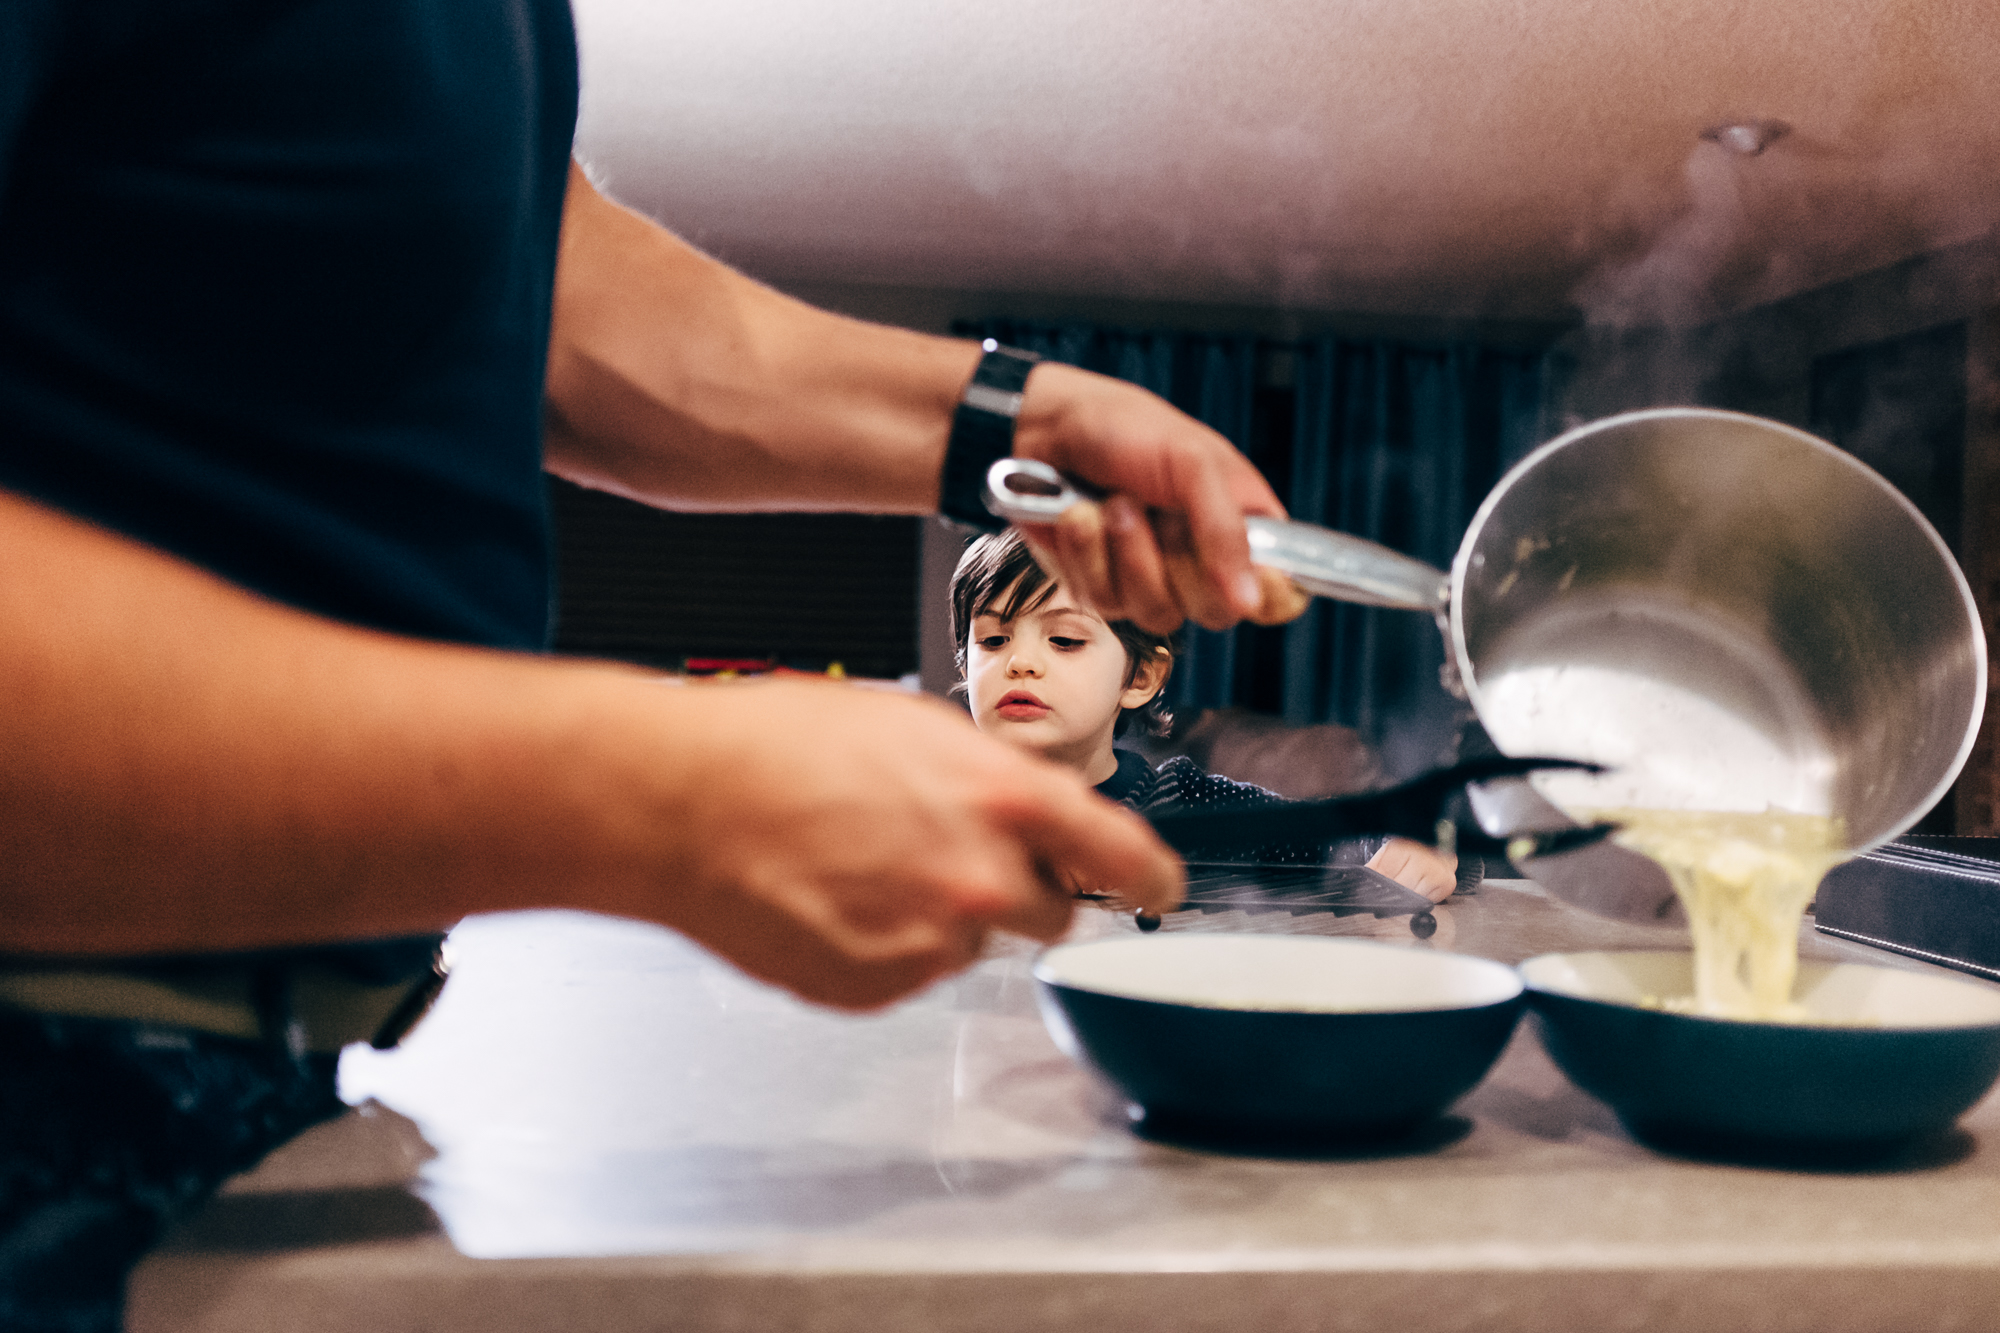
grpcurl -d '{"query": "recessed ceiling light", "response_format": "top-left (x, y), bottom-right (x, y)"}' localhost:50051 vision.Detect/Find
top-left (1701, 121), bottom-right (1790, 156)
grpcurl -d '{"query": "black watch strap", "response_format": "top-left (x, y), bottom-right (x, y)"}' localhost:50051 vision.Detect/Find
top-left (939, 340), bottom-right (1041, 531)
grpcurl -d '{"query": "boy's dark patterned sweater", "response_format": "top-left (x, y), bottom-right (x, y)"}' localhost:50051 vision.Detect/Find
top-left (1094, 751), bottom-right (1337, 866)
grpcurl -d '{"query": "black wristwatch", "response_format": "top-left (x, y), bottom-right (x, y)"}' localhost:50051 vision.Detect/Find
top-left (939, 340), bottom-right (1041, 531)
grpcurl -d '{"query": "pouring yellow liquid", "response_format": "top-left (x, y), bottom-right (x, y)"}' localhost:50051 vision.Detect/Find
top-left (1577, 809), bottom-right (1848, 1021)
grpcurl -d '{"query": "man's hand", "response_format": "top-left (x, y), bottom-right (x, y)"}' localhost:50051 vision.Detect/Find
top-left (1010, 363), bottom-right (1311, 634)
top-left (643, 678), bottom-right (1183, 1009)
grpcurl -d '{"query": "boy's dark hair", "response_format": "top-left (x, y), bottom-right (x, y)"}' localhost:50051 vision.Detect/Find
top-left (949, 529), bottom-right (1181, 738)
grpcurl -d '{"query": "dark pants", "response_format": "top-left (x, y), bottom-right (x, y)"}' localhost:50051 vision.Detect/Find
top-left (0, 1012), bottom-right (342, 1332)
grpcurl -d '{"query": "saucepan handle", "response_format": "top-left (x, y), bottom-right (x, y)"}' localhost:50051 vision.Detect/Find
top-left (982, 458), bottom-right (1451, 613)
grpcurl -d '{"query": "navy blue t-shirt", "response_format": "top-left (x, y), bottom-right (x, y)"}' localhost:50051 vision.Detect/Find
top-left (0, 1), bottom-right (578, 980)
top-left (0, 0), bottom-right (578, 650)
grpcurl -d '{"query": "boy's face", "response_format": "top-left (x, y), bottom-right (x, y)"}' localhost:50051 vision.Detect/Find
top-left (966, 579), bottom-right (1165, 778)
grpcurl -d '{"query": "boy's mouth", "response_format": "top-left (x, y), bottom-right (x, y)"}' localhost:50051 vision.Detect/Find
top-left (995, 689), bottom-right (1051, 721)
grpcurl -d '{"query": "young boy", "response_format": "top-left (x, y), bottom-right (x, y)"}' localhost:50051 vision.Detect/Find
top-left (951, 530), bottom-right (1459, 902)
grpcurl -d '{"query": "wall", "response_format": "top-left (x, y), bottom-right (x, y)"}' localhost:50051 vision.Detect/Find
top-left (1556, 235), bottom-right (2000, 428)
top-left (549, 480), bottom-right (923, 680)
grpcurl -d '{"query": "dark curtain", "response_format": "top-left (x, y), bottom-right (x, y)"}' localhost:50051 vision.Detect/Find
top-left (1283, 340), bottom-right (1554, 775)
top-left (958, 320), bottom-right (1556, 777)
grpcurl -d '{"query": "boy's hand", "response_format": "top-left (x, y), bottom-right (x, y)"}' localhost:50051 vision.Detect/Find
top-left (647, 678), bottom-right (1183, 1010)
top-left (1367, 836), bottom-right (1461, 904)
top-left (1009, 363), bottom-right (1309, 634)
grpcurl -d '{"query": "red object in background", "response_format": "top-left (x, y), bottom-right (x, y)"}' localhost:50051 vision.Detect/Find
top-left (682, 658), bottom-right (847, 680)
top-left (682, 658), bottom-right (777, 675)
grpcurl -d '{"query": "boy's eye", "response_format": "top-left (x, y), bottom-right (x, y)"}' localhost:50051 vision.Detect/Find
top-left (976, 635), bottom-right (1008, 651)
top-left (1049, 637), bottom-right (1087, 650)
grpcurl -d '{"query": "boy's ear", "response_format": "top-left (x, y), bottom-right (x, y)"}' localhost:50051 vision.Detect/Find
top-left (1120, 646), bottom-right (1172, 709)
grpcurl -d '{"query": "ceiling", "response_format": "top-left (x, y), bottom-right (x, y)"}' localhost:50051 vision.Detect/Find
top-left (571, 0), bottom-right (2000, 324)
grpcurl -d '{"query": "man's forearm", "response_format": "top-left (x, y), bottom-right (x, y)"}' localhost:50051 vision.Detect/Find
top-left (543, 164), bottom-right (979, 512)
top-left (0, 488), bottom-right (682, 957)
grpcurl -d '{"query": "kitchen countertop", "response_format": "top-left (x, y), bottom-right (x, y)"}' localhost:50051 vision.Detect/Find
top-left (127, 881), bottom-right (2000, 1332)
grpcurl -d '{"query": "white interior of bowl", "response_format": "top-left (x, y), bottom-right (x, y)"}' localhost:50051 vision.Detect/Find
top-left (1035, 936), bottom-right (1522, 1013)
top-left (1519, 950), bottom-right (2000, 1028)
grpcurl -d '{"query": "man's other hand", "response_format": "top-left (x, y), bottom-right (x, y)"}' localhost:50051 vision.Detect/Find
top-left (1009, 363), bottom-right (1310, 634)
top-left (651, 678), bottom-right (1183, 1010)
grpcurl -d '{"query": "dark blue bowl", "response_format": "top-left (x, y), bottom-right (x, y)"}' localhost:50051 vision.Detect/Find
top-left (1522, 951), bottom-right (2000, 1153)
top-left (1034, 936), bottom-right (1525, 1141)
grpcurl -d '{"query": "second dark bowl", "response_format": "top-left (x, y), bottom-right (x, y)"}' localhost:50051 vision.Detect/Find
top-left (1522, 950), bottom-right (2000, 1154)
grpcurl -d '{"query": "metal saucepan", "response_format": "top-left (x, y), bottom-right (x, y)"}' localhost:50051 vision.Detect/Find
top-left (985, 407), bottom-right (1988, 923)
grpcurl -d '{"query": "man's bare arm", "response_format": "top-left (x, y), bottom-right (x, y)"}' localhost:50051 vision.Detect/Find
top-left (542, 165), bottom-right (977, 513)
top-left (542, 165), bottom-right (1307, 630)
top-left (0, 489), bottom-right (1177, 1004)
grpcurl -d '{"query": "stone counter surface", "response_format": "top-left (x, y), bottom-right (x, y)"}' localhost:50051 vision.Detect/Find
top-left (127, 884), bottom-right (2000, 1332)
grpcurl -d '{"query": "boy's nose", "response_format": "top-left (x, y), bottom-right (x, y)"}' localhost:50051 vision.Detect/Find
top-left (1006, 651), bottom-right (1043, 677)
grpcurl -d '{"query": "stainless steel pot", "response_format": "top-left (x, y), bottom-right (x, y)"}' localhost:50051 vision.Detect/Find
top-left (985, 407), bottom-right (1988, 923)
